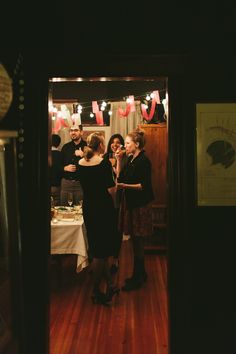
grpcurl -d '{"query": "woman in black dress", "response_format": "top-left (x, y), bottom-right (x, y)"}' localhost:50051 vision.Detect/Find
top-left (116, 129), bottom-right (154, 291)
top-left (103, 133), bottom-right (127, 274)
top-left (78, 132), bottom-right (120, 305)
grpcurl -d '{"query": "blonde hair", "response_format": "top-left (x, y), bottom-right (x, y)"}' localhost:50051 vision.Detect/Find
top-left (83, 132), bottom-right (105, 161)
top-left (127, 128), bottom-right (146, 149)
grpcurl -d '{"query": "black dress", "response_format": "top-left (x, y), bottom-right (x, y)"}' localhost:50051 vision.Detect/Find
top-left (78, 159), bottom-right (117, 258)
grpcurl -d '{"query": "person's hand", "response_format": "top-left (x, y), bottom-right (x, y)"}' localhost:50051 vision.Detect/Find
top-left (64, 164), bottom-right (76, 172)
top-left (75, 148), bottom-right (84, 157)
top-left (115, 147), bottom-right (125, 160)
top-left (116, 182), bottom-right (125, 190)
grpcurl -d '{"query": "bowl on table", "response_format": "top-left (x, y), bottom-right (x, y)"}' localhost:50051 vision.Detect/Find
top-left (55, 207), bottom-right (76, 221)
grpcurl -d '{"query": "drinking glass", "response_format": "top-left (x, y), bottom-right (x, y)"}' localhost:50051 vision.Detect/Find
top-left (67, 192), bottom-right (73, 207)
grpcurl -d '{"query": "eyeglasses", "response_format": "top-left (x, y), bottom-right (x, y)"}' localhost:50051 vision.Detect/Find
top-left (70, 129), bottom-right (79, 132)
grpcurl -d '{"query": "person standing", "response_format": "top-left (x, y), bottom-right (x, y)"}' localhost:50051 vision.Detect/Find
top-left (60, 124), bottom-right (87, 206)
top-left (50, 134), bottom-right (63, 206)
top-left (78, 132), bottom-right (119, 305)
top-left (103, 133), bottom-right (127, 274)
top-left (116, 129), bottom-right (154, 291)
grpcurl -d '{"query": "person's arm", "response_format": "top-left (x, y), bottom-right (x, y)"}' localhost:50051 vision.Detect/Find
top-left (104, 159), bottom-right (117, 205)
top-left (61, 144), bottom-right (77, 172)
top-left (64, 164), bottom-right (76, 172)
top-left (108, 185), bottom-right (117, 204)
top-left (115, 148), bottom-right (126, 179)
top-left (116, 182), bottom-right (142, 190)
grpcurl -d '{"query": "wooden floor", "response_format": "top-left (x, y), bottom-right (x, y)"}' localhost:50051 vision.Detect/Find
top-left (50, 239), bottom-right (168, 354)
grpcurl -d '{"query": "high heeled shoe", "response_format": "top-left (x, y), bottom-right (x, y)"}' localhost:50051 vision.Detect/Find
top-left (105, 286), bottom-right (120, 302)
top-left (110, 260), bottom-right (119, 275)
top-left (125, 271), bottom-right (148, 284)
top-left (122, 272), bottom-right (148, 291)
top-left (91, 291), bottom-right (109, 306)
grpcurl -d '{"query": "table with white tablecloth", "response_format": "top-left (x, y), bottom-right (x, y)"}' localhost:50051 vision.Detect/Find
top-left (51, 215), bottom-right (88, 273)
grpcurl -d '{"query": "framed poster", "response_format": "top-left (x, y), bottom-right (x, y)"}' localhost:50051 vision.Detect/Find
top-left (196, 103), bottom-right (236, 206)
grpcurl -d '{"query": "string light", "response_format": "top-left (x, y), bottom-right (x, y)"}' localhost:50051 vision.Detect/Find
top-left (52, 88), bottom-right (167, 122)
top-left (65, 88), bottom-right (167, 110)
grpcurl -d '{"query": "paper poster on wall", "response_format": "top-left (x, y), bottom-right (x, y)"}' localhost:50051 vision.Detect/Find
top-left (196, 103), bottom-right (236, 206)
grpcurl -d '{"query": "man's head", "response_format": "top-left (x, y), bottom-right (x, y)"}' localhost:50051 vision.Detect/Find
top-left (69, 124), bottom-right (83, 142)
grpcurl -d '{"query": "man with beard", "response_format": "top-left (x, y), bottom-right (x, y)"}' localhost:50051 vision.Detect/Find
top-left (60, 124), bottom-right (87, 205)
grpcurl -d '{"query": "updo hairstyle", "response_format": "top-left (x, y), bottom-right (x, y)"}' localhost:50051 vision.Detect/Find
top-left (83, 132), bottom-right (105, 161)
top-left (127, 128), bottom-right (146, 149)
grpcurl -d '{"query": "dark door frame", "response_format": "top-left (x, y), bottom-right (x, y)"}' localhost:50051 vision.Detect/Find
top-left (20, 53), bottom-right (189, 354)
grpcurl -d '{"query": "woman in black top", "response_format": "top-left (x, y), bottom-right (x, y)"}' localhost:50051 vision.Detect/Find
top-left (78, 132), bottom-right (120, 305)
top-left (116, 129), bottom-right (154, 291)
top-left (103, 133), bottom-right (126, 274)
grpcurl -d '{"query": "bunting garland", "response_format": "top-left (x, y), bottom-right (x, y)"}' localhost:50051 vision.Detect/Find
top-left (141, 99), bottom-right (157, 121)
top-left (51, 89), bottom-right (167, 132)
top-left (118, 103), bottom-right (131, 117)
top-left (118, 95), bottom-right (135, 117)
top-left (92, 101), bottom-right (104, 125)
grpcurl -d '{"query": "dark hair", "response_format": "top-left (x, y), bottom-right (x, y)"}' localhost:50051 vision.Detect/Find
top-left (52, 134), bottom-right (61, 148)
top-left (127, 129), bottom-right (146, 149)
top-left (106, 133), bottom-right (125, 154)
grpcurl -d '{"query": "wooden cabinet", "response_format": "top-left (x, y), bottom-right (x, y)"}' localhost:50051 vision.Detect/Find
top-left (139, 123), bottom-right (168, 250)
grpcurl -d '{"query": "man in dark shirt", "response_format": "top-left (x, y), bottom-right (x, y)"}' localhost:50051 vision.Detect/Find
top-left (60, 124), bottom-right (87, 205)
top-left (51, 134), bottom-right (63, 206)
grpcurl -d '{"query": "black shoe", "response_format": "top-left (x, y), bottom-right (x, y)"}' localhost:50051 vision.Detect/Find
top-left (125, 272), bottom-right (148, 285)
top-left (110, 263), bottom-right (119, 275)
top-left (122, 278), bottom-right (144, 291)
top-left (105, 286), bottom-right (120, 302)
top-left (91, 291), bottom-right (110, 306)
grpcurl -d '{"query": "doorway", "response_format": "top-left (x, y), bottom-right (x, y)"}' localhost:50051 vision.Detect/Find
top-left (49, 76), bottom-right (169, 354)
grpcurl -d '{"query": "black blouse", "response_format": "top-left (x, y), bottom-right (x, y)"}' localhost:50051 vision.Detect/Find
top-left (118, 150), bottom-right (154, 210)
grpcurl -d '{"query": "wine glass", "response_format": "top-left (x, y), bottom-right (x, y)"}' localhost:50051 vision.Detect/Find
top-left (67, 192), bottom-right (73, 208)
top-left (74, 200), bottom-right (83, 218)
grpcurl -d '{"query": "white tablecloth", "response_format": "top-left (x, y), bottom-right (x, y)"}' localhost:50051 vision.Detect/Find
top-left (51, 216), bottom-right (88, 273)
